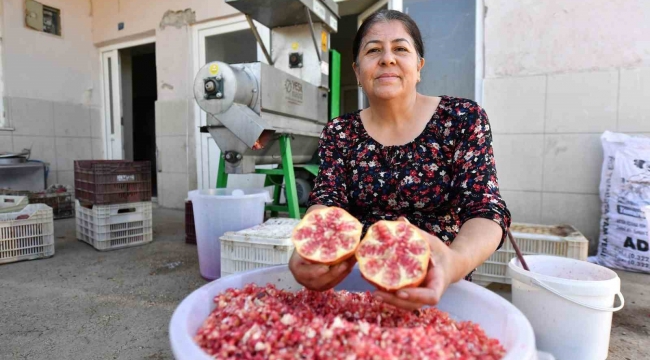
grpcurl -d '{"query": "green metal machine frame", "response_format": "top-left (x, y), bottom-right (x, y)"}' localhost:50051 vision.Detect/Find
top-left (216, 50), bottom-right (341, 219)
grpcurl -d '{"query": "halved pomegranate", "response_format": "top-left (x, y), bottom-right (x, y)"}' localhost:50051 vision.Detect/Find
top-left (291, 207), bottom-right (363, 265)
top-left (356, 220), bottom-right (431, 292)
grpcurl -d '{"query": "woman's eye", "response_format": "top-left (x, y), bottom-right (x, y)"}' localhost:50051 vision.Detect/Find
top-left (396, 47), bottom-right (408, 52)
top-left (368, 48), bottom-right (380, 53)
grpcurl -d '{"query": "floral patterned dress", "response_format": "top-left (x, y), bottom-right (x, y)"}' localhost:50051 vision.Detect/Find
top-left (308, 96), bottom-right (511, 279)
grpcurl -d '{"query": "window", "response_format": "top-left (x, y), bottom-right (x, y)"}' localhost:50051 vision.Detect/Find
top-left (42, 6), bottom-right (61, 36)
top-left (25, 0), bottom-right (62, 36)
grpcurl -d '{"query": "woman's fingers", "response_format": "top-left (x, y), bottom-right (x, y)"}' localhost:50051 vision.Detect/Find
top-left (302, 263), bottom-right (331, 278)
top-left (374, 286), bottom-right (442, 310)
top-left (317, 261), bottom-right (355, 291)
top-left (289, 250), bottom-right (357, 292)
top-left (326, 261), bottom-right (351, 281)
top-left (297, 256), bottom-right (330, 275)
top-left (374, 291), bottom-right (426, 311)
top-left (301, 261), bottom-right (351, 291)
top-left (394, 287), bottom-right (442, 306)
top-left (290, 252), bottom-right (328, 279)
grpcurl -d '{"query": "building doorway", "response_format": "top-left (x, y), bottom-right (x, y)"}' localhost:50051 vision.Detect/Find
top-left (100, 38), bottom-right (158, 196)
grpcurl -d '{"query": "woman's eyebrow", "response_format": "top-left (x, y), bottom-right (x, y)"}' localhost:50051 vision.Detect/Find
top-left (363, 38), bottom-right (412, 49)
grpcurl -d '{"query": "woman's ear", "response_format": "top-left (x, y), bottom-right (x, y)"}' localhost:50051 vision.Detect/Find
top-left (417, 58), bottom-right (425, 83)
top-left (418, 57), bottom-right (425, 72)
top-left (353, 62), bottom-right (361, 85)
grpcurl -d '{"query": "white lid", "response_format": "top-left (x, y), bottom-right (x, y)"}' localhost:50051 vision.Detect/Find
top-left (188, 188), bottom-right (271, 202)
top-left (220, 218), bottom-right (301, 246)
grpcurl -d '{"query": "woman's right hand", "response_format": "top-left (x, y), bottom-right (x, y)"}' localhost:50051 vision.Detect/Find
top-left (288, 248), bottom-right (355, 291)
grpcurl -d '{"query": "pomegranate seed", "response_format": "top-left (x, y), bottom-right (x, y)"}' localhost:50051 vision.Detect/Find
top-left (194, 284), bottom-right (505, 359)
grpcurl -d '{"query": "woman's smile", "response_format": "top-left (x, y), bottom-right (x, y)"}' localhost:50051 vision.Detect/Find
top-left (376, 73), bottom-right (401, 83)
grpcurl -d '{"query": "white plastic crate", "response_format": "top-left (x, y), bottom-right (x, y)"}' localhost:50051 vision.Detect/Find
top-left (0, 204), bottom-right (54, 264)
top-left (75, 200), bottom-right (153, 251)
top-left (220, 218), bottom-right (301, 277)
top-left (0, 195), bottom-right (29, 214)
top-left (473, 223), bottom-right (589, 286)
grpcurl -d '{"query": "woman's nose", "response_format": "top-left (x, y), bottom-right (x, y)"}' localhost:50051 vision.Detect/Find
top-left (379, 50), bottom-right (396, 65)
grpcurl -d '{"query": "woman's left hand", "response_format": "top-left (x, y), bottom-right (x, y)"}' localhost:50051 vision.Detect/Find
top-left (373, 218), bottom-right (461, 311)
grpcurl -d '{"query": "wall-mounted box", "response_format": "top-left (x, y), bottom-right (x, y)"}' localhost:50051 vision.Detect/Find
top-left (25, 0), bottom-right (61, 36)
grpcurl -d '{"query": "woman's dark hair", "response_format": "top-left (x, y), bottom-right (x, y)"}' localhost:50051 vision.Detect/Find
top-left (353, 10), bottom-right (425, 63)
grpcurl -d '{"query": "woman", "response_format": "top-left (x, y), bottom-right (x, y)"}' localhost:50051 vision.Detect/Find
top-left (289, 10), bottom-right (511, 310)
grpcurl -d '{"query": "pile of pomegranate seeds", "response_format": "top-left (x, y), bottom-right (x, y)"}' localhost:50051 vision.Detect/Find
top-left (195, 284), bottom-right (505, 359)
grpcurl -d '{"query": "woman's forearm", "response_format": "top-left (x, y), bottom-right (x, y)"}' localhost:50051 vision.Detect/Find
top-left (447, 218), bottom-right (503, 283)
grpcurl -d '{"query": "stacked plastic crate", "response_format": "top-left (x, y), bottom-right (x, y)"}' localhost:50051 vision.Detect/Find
top-left (0, 196), bottom-right (55, 264)
top-left (74, 160), bottom-right (153, 251)
top-left (220, 218), bottom-right (301, 277)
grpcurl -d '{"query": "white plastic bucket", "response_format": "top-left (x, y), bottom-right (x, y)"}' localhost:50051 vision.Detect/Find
top-left (169, 265), bottom-right (553, 360)
top-left (508, 255), bottom-right (624, 360)
top-left (188, 188), bottom-right (271, 280)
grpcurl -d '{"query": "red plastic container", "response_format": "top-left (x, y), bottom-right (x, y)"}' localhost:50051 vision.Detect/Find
top-left (74, 160), bottom-right (152, 206)
top-left (30, 192), bottom-right (74, 219)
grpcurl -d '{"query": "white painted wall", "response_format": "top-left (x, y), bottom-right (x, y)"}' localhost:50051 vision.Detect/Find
top-left (3, 0), bottom-right (100, 106)
top-left (484, 0), bottom-right (650, 77)
top-left (1, 0), bottom-right (103, 188)
top-left (482, 0), bottom-right (650, 254)
top-left (91, 0), bottom-right (239, 45)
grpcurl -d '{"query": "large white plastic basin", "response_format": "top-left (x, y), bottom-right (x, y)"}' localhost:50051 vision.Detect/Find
top-left (170, 265), bottom-right (547, 359)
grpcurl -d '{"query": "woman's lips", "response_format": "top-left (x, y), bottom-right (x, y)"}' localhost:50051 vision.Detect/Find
top-left (377, 73), bottom-right (399, 79)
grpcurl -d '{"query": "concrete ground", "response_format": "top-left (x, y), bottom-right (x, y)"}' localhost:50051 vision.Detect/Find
top-left (1, 208), bottom-right (648, 360)
top-left (1, 208), bottom-right (206, 360)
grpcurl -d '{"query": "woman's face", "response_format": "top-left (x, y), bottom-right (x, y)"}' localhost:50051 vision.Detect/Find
top-left (354, 21), bottom-right (424, 101)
